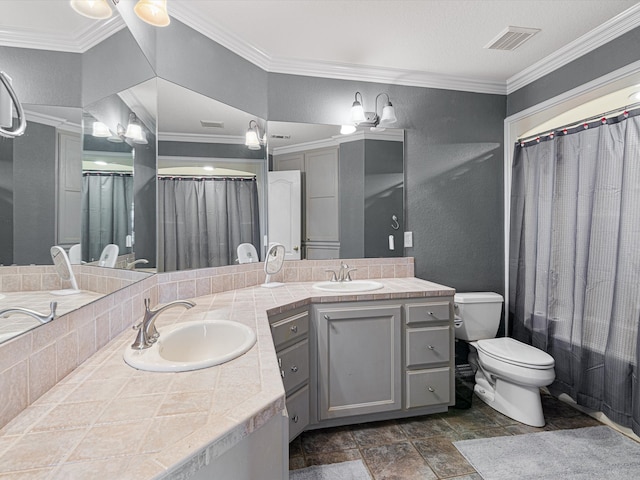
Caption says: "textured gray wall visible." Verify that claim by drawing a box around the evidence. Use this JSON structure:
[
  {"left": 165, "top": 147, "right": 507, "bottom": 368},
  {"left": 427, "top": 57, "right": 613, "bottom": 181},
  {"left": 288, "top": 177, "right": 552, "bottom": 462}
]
[
  {"left": 0, "top": 138, "right": 13, "bottom": 265},
  {"left": 0, "top": 46, "right": 81, "bottom": 107},
  {"left": 507, "top": 26, "right": 640, "bottom": 116},
  {"left": 82, "top": 28, "right": 155, "bottom": 106},
  {"left": 339, "top": 140, "right": 365, "bottom": 258},
  {"left": 12, "top": 122, "right": 57, "bottom": 265},
  {"left": 268, "top": 74, "right": 506, "bottom": 293},
  {"left": 364, "top": 139, "right": 403, "bottom": 258},
  {"left": 159, "top": 141, "right": 265, "bottom": 159},
  {"left": 133, "top": 135, "right": 157, "bottom": 268}
]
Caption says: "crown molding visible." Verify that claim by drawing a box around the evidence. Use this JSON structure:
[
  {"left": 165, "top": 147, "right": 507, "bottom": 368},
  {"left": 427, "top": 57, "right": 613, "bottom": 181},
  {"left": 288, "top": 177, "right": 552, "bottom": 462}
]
[
  {"left": 159, "top": 132, "right": 245, "bottom": 144},
  {"left": 506, "top": 3, "right": 640, "bottom": 94},
  {"left": 272, "top": 128, "right": 404, "bottom": 155},
  {"left": 0, "top": 17, "right": 125, "bottom": 53},
  {"left": 169, "top": 3, "right": 506, "bottom": 95},
  {"left": 25, "top": 109, "right": 81, "bottom": 133}
]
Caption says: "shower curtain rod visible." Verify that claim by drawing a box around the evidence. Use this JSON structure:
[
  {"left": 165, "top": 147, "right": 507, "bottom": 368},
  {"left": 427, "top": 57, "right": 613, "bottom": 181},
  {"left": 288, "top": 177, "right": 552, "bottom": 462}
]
[
  {"left": 158, "top": 175, "right": 256, "bottom": 181},
  {"left": 517, "top": 101, "right": 640, "bottom": 144}
]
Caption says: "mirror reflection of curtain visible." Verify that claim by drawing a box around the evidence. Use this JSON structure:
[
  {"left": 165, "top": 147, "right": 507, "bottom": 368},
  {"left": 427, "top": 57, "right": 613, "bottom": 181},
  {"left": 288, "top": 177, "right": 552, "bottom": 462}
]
[
  {"left": 81, "top": 173, "right": 133, "bottom": 262},
  {"left": 509, "top": 111, "right": 640, "bottom": 436},
  {"left": 158, "top": 177, "right": 260, "bottom": 271}
]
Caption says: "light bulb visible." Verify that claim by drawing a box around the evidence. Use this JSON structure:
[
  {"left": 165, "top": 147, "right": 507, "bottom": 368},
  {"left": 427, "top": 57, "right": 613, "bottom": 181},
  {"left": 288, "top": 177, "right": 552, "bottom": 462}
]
[
  {"left": 70, "top": 0, "right": 113, "bottom": 20},
  {"left": 134, "top": 0, "right": 171, "bottom": 27}
]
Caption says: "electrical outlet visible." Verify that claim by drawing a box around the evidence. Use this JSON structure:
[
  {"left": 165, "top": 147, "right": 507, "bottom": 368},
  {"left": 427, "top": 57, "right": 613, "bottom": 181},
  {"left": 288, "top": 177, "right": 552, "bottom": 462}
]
[{"left": 404, "top": 231, "right": 413, "bottom": 248}]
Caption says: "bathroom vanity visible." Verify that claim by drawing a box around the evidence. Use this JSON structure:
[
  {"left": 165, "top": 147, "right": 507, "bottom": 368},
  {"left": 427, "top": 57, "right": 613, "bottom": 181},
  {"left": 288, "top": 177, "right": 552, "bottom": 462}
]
[
  {"left": 0, "top": 261, "right": 454, "bottom": 480},
  {"left": 271, "top": 297, "right": 454, "bottom": 440}
]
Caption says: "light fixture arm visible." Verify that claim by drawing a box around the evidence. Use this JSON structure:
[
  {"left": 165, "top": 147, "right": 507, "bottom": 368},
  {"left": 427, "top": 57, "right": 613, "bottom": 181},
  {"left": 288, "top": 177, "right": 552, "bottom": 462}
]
[
  {"left": 375, "top": 93, "right": 392, "bottom": 114},
  {"left": 0, "top": 71, "right": 27, "bottom": 138}
]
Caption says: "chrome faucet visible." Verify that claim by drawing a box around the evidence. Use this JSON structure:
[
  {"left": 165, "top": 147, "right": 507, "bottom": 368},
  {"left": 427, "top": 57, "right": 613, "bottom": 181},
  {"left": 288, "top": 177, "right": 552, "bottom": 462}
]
[
  {"left": 325, "top": 262, "right": 358, "bottom": 282},
  {"left": 0, "top": 302, "right": 57, "bottom": 324},
  {"left": 130, "top": 298, "right": 195, "bottom": 350},
  {"left": 126, "top": 259, "right": 149, "bottom": 270}
]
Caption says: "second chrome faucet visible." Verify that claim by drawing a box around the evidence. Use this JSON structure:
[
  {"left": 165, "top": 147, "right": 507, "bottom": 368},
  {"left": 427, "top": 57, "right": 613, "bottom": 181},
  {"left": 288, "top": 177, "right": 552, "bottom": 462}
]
[{"left": 131, "top": 298, "right": 195, "bottom": 350}]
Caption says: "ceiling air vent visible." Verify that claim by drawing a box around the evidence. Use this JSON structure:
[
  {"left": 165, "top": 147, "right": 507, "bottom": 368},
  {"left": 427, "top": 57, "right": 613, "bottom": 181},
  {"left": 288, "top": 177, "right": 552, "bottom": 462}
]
[
  {"left": 484, "top": 26, "right": 540, "bottom": 51},
  {"left": 200, "top": 120, "right": 224, "bottom": 128}
]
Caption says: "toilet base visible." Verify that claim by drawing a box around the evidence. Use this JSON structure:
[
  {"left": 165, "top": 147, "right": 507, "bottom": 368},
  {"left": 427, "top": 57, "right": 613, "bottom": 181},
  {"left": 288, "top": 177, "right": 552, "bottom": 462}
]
[{"left": 474, "top": 374, "right": 546, "bottom": 427}]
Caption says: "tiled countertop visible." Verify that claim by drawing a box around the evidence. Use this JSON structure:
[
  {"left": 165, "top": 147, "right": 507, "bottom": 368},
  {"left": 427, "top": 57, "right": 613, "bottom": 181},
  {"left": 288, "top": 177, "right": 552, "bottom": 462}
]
[{"left": 0, "top": 277, "right": 454, "bottom": 479}]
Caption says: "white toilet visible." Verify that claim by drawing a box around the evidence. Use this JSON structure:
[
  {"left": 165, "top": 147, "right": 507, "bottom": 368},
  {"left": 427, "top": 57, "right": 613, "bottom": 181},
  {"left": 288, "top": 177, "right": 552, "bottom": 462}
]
[{"left": 454, "top": 292, "right": 555, "bottom": 427}]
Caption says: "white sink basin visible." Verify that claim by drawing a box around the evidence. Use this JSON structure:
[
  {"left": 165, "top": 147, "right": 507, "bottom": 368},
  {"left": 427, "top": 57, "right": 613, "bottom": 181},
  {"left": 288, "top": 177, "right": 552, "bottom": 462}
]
[
  {"left": 123, "top": 320, "right": 256, "bottom": 372},
  {"left": 313, "top": 280, "right": 384, "bottom": 293}
]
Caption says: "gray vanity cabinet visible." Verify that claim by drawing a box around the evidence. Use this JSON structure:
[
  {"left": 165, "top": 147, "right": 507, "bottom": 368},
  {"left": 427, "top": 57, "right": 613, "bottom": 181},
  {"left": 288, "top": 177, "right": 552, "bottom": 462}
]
[
  {"left": 315, "top": 303, "right": 403, "bottom": 420},
  {"left": 404, "top": 301, "right": 454, "bottom": 409},
  {"left": 270, "top": 308, "right": 310, "bottom": 441}
]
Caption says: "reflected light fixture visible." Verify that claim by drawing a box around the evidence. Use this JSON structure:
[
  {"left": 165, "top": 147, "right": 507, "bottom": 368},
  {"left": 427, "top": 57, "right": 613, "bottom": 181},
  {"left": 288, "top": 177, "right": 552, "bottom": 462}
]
[
  {"left": 628, "top": 90, "right": 640, "bottom": 102},
  {"left": 134, "top": 130, "right": 148, "bottom": 145},
  {"left": 349, "top": 91, "right": 397, "bottom": 132},
  {"left": 70, "top": 0, "right": 113, "bottom": 19},
  {"left": 340, "top": 125, "right": 356, "bottom": 135},
  {"left": 92, "top": 121, "right": 111, "bottom": 137},
  {"left": 94, "top": 160, "right": 108, "bottom": 166},
  {"left": 134, "top": 0, "right": 171, "bottom": 27},
  {"left": 125, "top": 113, "right": 144, "bottom": 142},
  {"left": 203, "top": 166, "right": 214, "bottom": 171},
  {"left": 245, "top": 120, "right": 263, "bottom": 150},
  {"left": 70, "top": 0, "right": 170, "bottom": 27}
]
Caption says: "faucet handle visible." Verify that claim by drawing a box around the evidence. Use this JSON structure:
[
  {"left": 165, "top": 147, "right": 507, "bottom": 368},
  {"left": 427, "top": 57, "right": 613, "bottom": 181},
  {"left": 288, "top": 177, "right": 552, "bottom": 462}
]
[
  {"left": 324, "top": 269, "right": 338, "bottom": 282},
  {"left": 345, "top": 268, "right": 357, "bottom": 282}
]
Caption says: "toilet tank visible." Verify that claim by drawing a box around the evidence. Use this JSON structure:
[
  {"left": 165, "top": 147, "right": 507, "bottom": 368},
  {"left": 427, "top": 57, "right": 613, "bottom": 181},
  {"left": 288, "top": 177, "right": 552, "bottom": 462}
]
[{"left": 454, "top": 292, "right": 504, "bottom": 341}]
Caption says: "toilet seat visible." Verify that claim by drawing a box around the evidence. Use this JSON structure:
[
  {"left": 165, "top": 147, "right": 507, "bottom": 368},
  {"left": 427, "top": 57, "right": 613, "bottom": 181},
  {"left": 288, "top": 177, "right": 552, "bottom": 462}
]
[{"left": 474, "top": 337, "right": 554, "bottom": 370}]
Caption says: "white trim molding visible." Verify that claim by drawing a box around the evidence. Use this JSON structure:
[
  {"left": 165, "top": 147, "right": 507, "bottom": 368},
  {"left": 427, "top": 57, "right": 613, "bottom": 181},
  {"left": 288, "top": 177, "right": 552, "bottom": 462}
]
[{"left": 506, "top": 3, "right": 640, "bottom": 94}]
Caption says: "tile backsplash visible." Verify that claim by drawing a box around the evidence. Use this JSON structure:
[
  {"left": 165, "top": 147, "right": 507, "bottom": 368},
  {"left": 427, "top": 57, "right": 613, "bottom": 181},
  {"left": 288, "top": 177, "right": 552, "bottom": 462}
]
[{"left": 0, "top": 257, "right": 413, "bottom": 428}]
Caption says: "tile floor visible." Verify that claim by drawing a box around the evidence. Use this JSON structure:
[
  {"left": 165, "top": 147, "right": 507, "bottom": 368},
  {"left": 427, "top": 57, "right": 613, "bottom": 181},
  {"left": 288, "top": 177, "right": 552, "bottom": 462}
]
[{"left": 289, "top": 392, "right": 602, "bottom": 479}]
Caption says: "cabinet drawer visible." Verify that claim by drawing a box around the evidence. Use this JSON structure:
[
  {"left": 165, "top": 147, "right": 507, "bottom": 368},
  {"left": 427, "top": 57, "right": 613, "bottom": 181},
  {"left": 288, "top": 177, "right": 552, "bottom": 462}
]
[
  {"left": 278, "top": 339, "right": 309, "bottom": 394},
  {"left": 405, "top": 367, "right": 450, "bottom": 409},
  {"left": 406, "top": 326, "right": 450, "bottom": 367},
  {"left": 405, "top": 301, "right": 451, "bottom": 325},
  {"left": 286, "top": 385, "right": 309, "bottom": 441},
  {"left": 271, "top": 311, "right": 309, "bottom": 349}
]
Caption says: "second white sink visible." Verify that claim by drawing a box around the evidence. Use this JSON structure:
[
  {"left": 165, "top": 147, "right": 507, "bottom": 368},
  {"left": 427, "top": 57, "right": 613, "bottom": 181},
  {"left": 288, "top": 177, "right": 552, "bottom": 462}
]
[
  {"left": 123, "top": 320, "right": 256, "bottom": 372},
  {"left": 313, "top": 280, "right": 384, "bottom": 293}
]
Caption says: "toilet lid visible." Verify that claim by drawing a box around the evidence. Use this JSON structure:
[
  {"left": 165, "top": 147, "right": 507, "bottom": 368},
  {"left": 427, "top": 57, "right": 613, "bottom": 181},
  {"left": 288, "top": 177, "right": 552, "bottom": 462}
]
[{"left": 475, "top": 337, "right": 555, "bottom": 369}]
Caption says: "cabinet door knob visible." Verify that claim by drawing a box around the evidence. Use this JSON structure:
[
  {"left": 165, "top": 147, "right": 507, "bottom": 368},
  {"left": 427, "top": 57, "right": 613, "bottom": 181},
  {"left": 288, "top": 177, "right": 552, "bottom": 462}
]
[
  {"left": 278, "top": 358, "right": 282, "bottom": 367},
  {"left": 292, "top": 415, "right": 299, "bottom": 423},
  {"left": 324, "top": 314, "right": 330, "bottom": 320},
  {"left": 281, "top": 370, "right": 285, "bottom": 378},
  {"left": 293, "top": 246, "right": 299, "bottom": 251},
  {"left": 290, "top": 325, "right": 298, "bottom": 333},
  {"left": 291, "top": 365, "right": 298, "bottom": 373},
  {"left": 427, "top": 386, "right": 435, "bottom": 392},
  {"left": 427, "top": 345, "right": 435, "bottom": 350}
]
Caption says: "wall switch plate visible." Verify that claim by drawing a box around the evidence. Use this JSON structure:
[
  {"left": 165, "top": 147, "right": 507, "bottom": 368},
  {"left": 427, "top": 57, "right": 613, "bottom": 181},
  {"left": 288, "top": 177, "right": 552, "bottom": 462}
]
[{"left": 404, "top": 231, "right": 413, "bottom": 248}]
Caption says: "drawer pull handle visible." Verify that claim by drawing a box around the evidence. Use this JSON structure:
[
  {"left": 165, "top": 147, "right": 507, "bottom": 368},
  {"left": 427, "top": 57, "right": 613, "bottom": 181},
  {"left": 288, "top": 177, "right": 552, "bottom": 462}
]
[
  {"left": 426, "top": 311, "right": 434, "bottom": 317},
  {"left": 427, "top": 386, "right": 435, "bottom": 392},
  {"left": 324, "top": 314, "right": 330, "bottom": 320},
  {"left": 281, "top": 370, "right": 285, "bottom": 378},
  {"left": 292, "top": 415, "right": 299, "bottom": 423},
  {"left": 427, "top": 345, "right": 435, "bottom": 350},
  {"left": 290, "top": 325, "right": 298, "bottom": 333},
  {"left": 291, "top": 365, "right": 298, "bottom": 373}
]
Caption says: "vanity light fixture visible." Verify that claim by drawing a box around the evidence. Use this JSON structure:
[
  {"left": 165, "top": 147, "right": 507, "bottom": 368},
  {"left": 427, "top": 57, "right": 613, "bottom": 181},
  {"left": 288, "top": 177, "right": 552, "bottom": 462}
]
[
  {"left": 349, "top": 91, "right": 397, "bottom": 131},
  {"left": 107, "top": 123, "right": 126, "bottom": 142},
  {"left": 70, "top": 0, "right": 171, "bottom": 27},
  {"left": 70, "top": 0, "right": 113, "bottom": 19},
  {"left": 340, "top": 125, "right": 357, "bottom": 135},
  {"left": 628, "top": 90, "right": 640, "bottom": 102},
  {"left": 125, "top": 113, "right": 144, "bottom": 142},
  {"left": 94, "top": 160, "right": 108, "bottom": 166},
  {"left": 134, "top": 130, "right": 148, "bottom": 145},
  {"left": 245, "top": 120, "right": 264, "bottom": 150},
  {"left": 92, "top": 121, "right": 111, "bottom": 137}
]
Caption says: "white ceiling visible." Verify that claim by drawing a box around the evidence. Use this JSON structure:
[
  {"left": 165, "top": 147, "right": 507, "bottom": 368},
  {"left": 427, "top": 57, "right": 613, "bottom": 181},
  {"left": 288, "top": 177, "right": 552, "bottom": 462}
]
[
  {"left": 1, "top": 1, "right": 639, "bottom": 94},
  {"left": 6, "top": 1, "right": 640, "bottom": 144}
]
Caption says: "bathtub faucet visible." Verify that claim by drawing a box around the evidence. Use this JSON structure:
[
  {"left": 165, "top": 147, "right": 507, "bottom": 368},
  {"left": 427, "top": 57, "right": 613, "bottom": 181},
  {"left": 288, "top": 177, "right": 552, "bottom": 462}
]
[{"left": 0, "top": 302, "right": 57, "bottom": 324}]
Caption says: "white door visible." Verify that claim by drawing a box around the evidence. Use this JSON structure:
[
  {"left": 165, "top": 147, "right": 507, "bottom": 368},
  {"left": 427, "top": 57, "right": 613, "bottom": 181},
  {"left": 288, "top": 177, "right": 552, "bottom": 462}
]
[{"left": 268, "top": 171, "right": 301, "bottom": 260}]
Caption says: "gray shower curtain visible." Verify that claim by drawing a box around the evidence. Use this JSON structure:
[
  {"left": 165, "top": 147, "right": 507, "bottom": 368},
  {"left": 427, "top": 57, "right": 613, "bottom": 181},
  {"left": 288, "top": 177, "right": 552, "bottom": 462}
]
[
  {"left": 158, "top": 176, "right": 260, "bottom": 271},
  {"left": 509, "top": 111, "right": 640, "bottom": 435},
  {"left": 81, "top": 173, "right": 133, "bottom": 262}
]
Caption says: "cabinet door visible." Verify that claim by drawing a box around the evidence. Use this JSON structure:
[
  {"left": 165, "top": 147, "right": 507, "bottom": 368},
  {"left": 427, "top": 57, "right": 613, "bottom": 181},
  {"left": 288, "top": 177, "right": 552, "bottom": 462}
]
[
  {"left": 316, "top": 304, "right": 402, "bottom": 420},
  {"left": 305, "top": 148, "right": 339, "bottom": 242}
]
